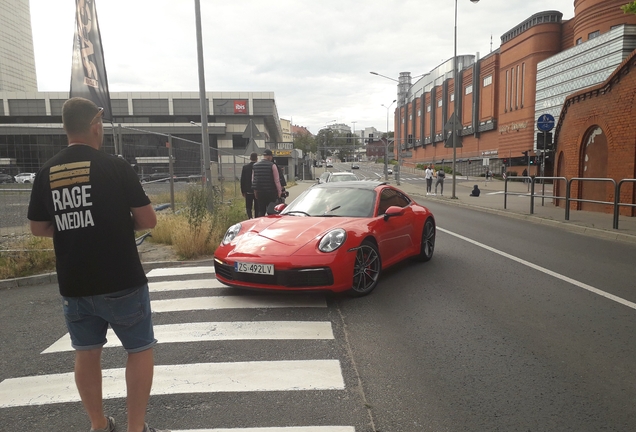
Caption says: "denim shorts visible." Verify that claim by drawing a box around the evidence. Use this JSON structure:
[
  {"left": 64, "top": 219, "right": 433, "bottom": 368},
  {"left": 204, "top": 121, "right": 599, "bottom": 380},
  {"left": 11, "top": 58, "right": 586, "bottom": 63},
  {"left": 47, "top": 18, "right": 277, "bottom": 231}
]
[{"left": 62, "top": 284, "right": 157, "bottom": 353}]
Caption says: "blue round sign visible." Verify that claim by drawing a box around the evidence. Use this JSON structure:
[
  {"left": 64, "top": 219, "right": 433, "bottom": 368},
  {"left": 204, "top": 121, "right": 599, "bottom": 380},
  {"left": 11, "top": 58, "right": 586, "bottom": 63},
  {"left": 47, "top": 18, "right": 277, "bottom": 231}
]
[{"left": 537, "top": 114, "right": 555, "bottom": 132}]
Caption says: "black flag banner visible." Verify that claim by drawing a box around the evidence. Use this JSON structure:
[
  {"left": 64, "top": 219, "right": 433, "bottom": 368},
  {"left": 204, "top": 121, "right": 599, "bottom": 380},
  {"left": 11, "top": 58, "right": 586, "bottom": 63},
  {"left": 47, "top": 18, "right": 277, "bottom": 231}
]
[{"left": 69, "top": 0, "right": 112, "bottom": 121}]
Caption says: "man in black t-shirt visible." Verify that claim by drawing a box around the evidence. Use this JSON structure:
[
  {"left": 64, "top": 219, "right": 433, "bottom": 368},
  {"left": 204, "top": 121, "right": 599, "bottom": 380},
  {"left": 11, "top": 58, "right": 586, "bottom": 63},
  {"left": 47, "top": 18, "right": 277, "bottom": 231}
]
[{"left": 28, "top": 98, "right": 168, "bottom": 432}]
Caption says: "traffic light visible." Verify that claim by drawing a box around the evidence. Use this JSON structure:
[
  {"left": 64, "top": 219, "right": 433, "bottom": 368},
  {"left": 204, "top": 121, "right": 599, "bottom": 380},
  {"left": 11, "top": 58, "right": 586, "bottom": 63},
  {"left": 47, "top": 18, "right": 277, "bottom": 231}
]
[
  {"left": 521, "top": 150, "right": 529, "bottom": 164},
  {"left": 530, "top": 156, "right": 535, "bottom": 165},
  {"left": 368, "top": 133, "right": 374, "bottom": 143},
  {"left": 502, "top": 158, "right": 508, "bottom": 165},
  {"left": 346, "top": 133, "right": 352, "bottom": 144}
]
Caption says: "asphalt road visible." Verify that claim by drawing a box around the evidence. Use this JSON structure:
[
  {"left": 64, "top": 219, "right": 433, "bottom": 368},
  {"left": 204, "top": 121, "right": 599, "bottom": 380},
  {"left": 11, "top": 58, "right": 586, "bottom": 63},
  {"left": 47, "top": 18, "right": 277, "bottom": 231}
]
[{"left": 1, "top": 179, "right": 636, "bottom": 431}]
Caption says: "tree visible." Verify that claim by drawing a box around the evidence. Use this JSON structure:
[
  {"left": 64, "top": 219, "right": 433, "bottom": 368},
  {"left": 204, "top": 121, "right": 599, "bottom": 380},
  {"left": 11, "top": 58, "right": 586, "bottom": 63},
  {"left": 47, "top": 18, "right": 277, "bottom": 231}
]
[
  {"left": 622, "top": 1, "right": 636, "bottom": 14},
  {"left": 293, "top": 132, "right": 316, "bottom": 155}
]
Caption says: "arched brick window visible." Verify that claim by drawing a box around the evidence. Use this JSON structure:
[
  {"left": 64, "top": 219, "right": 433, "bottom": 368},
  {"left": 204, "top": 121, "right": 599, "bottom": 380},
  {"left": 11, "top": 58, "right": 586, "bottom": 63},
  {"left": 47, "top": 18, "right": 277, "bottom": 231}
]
[{"left": 580, "top": 126, "right": 609, "bottom": 211}]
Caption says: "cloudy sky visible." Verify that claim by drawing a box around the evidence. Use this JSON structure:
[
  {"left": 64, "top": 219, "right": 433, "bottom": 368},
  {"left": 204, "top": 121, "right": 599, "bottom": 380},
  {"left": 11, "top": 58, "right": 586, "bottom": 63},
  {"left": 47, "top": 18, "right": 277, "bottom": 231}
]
[{"left": 29, "top": 0, "right": 574, "bottom": 135}]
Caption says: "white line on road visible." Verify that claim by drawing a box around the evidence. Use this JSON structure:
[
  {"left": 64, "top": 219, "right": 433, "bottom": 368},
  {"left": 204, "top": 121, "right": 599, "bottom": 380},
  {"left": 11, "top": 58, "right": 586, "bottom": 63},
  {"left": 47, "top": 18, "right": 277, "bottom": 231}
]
[
  {"left": 176, "top": 428, "right": 355, "bottom": 432},
  {"left": 0, "top": 360, "right": 345, "bottom": 408},
  {"left": 149, "top": 279, "right": 226, "bottom": 292},
  {"left": 438, "top": 227, "right": 636, "bottom": 310},
  {"left": 151, "top": 295, "right": 327, "bottom": 313},
  {"left": 147, "top": 266, "right": 215, "bottom": 278},
  {"left": 42, "top": 321, "right": 335, "bottom": 353}
]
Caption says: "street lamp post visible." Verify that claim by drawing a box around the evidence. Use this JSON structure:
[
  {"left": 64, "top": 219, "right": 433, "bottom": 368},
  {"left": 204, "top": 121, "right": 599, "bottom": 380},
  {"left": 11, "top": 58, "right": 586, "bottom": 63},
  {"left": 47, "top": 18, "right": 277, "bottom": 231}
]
[
  {"left": 452, "top": 0, "right": 480, "bottom": 199},
  {"left": 194, "top": 0, "right": 212, "bottom": 192},
  {"left": 381, "top": 100, "right": 396, "bottom": 181}
]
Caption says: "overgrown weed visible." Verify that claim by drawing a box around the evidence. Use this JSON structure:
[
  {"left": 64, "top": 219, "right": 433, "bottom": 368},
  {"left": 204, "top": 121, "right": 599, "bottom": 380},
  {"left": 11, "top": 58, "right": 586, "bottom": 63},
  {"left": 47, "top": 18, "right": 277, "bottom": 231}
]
[{"left": 0, "top": 236, "right": 56, "bottom": 279}]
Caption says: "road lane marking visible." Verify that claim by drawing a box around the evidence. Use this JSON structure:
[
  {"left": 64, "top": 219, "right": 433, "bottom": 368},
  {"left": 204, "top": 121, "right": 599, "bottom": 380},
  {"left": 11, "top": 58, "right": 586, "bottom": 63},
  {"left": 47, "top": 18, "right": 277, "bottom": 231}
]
[
  {"left": 149, "top": 279, "right": 226, "bottom": 292},
  {"left": 176, "top": 428, "right": 355, "bottom": 432},
  {"left": 151, "top": 295, "right": 327, "bottom": 312},
  {"left": 147, "top": 266, "right": 215, "bottom": 278},
  {"left": 0, "top": 360, "right": 345, "bottom": 408},
  {"left": 438, "top": 227, "right": 636, "bottom": 310},
  {"left": 42, "top": 321, "right": 335, "bottom": 353}
]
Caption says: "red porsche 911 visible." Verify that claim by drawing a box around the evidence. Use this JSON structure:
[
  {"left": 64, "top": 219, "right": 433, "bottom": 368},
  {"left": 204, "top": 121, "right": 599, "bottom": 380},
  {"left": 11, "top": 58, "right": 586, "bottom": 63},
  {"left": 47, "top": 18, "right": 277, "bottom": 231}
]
[{"left": 214, "top": 181, "right": 435, "bottom": 296}]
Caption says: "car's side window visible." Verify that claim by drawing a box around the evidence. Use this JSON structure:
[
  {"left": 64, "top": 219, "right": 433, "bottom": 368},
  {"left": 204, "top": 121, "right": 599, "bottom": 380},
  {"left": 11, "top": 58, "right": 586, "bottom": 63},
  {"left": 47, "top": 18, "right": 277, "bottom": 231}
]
[{"left": 377, "top": 189, "right": 411, "bottom": 215}]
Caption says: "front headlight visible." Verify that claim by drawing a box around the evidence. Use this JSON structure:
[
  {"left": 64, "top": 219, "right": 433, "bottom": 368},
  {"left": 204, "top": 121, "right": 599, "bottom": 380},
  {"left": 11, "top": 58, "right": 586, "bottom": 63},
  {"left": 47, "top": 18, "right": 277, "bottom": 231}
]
[
  {"left": 222, "top": 223, "right": 242, "bottom": 245},
  {"left": 319, "top": 229, "right": 347, "bottom": 252}
]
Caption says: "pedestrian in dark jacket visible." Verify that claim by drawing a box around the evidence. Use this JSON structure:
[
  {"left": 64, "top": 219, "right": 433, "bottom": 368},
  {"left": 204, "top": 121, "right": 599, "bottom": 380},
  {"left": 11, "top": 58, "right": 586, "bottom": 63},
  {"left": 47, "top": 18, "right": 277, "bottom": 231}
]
[
  {"left": 252, "top": 149, "right": 282, "bottom": 217},
  {"left": 240, "top": 152, "right": 258, "bottom": 218}
]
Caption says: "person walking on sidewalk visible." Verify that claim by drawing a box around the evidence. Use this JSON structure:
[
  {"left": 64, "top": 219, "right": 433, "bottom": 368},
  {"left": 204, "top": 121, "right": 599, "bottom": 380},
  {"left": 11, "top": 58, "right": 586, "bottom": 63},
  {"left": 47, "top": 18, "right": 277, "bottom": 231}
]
[
  {"left": 240, "top": 152, "right": 258, "bottom": 218},
  {"left": 252, "top": 148, "right": 282, "bottom": 217},
  {"left": 435, "top": 167, "right": 446, "bottom": 196},
  {"left": 425, "top": 164, "right": 434, "bottom": 195},
  {"left": 27, "top": 97, "right": 169, "bottom": 432}
]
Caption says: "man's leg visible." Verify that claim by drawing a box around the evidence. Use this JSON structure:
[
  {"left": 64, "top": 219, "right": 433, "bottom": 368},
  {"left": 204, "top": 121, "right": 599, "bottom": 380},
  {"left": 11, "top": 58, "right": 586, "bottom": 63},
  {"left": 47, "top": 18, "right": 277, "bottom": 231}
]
[
  {"left": 75, "top": 348, "right": 109, "bottom": 430},
  {"left": 126, "top": 348, "right": 154, "bottom": 432},
  {"left": 245, "top": 193, "right": 254, "bottom": 219}
]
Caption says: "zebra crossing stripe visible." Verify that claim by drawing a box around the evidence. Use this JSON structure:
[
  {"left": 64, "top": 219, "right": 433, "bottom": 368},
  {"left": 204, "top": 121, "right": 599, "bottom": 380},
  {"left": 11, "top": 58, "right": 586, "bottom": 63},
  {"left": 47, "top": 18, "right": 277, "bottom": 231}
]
[
  {"left": 149, "top": 279, "right": 226, "bottom": 292},
  {"left": 0, "top": 360, "right": 345, "bottom": 408},
  {"left": 42, "top": 321, "right": 335, "bottom": 353},
  {"left": 151, "top": 295, "right": 327, "bottom": 313},
  {"left": 175, "top": 427, "right": 355, "bottom": 432},
  {"left": 147, "top": 266, "right": 215, "bottom": 278}
]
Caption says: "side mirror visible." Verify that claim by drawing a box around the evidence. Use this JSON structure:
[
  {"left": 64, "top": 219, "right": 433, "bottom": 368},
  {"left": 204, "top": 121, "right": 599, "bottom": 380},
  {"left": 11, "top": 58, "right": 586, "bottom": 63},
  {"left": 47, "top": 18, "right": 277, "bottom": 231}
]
[
  {"left": 274, "top": 203, "right": 287, "bottom": 213},
  {"left": 383, "top": 205, "right": 405, "bottom": 221}
]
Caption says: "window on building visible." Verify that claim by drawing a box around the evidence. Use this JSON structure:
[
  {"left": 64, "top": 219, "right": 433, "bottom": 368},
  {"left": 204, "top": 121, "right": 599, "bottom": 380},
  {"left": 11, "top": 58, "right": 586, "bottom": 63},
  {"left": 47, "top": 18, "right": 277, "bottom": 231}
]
[
  {"left": 516, "top": 65, "right": 520, "bottom": 109},
  {"left": 504, "top": 70, "right": 509, "bottom": 111},
  {"left": 588, "top": 30, "right": 600, "bottom": 40},
  {"left": 465, "top": 85, "right": 473, "bottom": 95},
  {"left": 521, "top": 63, "right": 526, "bottom": 107},
  {"left": 450, "top": 93, "right": 454, "bottom": 102},
  {"left": 576, "top": 37, "right": 583, "bottom": 45},
  {"left": 427, "top": 105, "right": 431, "bottom": 112},
  {"left": 483, "top": 75, "right": 492, "bottom": 87},
  {"left": 437, "top": 99, "right": 443, "bottom": 107},
  {"left": 232, "top": 134, "right": 248, "bottom": 150},
  {"left": 418, "top": 109, "right": 421, "bottom": 116}
]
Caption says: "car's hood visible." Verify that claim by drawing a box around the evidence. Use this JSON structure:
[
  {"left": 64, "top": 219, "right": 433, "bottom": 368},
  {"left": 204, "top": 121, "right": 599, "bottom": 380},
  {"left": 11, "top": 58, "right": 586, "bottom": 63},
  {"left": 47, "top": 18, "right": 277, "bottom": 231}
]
[{"left": 228, "top": 216, "right": 359, "bottom": 257}]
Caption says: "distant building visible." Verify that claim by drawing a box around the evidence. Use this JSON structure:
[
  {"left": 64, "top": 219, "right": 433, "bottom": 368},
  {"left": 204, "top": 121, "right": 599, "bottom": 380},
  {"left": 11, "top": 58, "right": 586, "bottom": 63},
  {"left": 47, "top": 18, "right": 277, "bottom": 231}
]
[
  {"left": 392, "top": 0, "right": 636, "bottom": 198},
  {"left": 0, "top": 0, "right": 37, "bottom": 92}
]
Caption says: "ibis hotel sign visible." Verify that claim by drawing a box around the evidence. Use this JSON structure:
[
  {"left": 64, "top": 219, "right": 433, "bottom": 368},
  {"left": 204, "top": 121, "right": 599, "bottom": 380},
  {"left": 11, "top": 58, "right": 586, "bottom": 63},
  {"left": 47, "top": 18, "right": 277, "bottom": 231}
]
[{"left": 234, "top": 100, "right": 247, "bottom": 114}]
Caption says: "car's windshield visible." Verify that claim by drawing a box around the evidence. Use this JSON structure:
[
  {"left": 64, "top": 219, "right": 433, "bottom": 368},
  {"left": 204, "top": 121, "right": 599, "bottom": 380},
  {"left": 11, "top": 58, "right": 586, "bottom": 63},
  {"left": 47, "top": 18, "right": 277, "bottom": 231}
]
[
  {"left": 282, "top": 187, "right": 375, "bottom": 217},
  {"left": 329, "top": 174, "right": 357, "bottom": 182}
]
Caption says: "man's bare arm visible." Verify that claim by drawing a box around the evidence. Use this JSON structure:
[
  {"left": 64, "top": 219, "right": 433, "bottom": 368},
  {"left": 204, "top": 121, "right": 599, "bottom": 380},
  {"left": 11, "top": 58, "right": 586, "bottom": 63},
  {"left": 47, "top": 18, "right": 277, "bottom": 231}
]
[
  {"left": 29, "top": 220, "right": 54, "bottom": 238},
  {"left": 131, "top": 204, "right": 157, "bottom": 231}
]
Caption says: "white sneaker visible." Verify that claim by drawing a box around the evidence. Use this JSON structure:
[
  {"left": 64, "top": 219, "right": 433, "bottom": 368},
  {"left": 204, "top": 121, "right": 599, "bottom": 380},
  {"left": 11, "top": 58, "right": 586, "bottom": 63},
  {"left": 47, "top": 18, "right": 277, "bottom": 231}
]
[
  {"left": 432, "top": 193, "right": 436, "bottom": 196},
  {"left": 426, "top": 192, "right": 430, "bottom": 195}
]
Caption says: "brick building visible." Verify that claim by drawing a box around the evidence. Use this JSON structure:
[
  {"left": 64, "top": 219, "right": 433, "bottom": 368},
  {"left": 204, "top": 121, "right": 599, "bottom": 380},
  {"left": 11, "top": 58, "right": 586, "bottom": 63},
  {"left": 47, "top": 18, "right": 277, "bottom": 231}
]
[
  {"left": 554, "top": 49, "right": 636, "bottom": 215},
  {"left": 393, "top": 0, "right": 636, "bottom": 188}
]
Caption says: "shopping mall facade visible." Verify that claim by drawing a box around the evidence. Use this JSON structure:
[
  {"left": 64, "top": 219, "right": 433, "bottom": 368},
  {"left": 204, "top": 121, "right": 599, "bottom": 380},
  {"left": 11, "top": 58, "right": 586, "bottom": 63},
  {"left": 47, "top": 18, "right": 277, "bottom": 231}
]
[
  {"left": 392, "top": 0, "right": 636, "bottom": 195},
  {"left": 0, "top": 91, "right": 294, "bottom": 181}
]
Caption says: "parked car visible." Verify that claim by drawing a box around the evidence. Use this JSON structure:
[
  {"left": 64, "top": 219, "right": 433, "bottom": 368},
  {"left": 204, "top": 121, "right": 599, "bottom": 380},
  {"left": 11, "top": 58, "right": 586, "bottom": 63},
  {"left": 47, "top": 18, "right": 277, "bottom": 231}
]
[
  {"left": 316, "top": 172, "right": 358, "bottom": 184},
  {"left": 351, "top": 164, "right": 360, "bottom": 169},
  {"left": 14, "top": 172, "right": 36, "bottom": 184},
  {"left": 214, "top": 181, "right": 436, "bottom": 296},
  {"left": 0, "top": 173, "right": 15, "bottom": 183}
]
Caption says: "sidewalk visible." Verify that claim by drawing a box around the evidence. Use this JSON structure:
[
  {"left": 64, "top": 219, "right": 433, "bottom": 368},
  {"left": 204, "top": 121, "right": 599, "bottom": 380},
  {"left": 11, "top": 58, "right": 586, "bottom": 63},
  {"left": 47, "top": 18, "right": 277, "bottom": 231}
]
[{"left": 288, "top": 177, "right": 636, "bottom": 244}]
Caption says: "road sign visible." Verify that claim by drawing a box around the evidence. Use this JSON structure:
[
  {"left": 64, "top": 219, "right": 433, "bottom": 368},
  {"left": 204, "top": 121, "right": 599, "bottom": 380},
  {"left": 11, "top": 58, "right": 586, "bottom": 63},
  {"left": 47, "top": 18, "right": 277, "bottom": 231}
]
[
  {"left": 444, "top": 112, "right": 460, "bottom": 132},
  {"left": 537, "top": 114, "right": 555, "bottom": 132}
]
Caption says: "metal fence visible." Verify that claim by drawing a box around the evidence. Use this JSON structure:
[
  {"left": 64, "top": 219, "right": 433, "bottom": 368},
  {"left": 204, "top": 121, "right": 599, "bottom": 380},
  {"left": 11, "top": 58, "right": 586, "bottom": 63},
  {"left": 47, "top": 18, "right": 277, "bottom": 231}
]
[{"left": 504, "top": 176, "right": 636, "bottom": 229}]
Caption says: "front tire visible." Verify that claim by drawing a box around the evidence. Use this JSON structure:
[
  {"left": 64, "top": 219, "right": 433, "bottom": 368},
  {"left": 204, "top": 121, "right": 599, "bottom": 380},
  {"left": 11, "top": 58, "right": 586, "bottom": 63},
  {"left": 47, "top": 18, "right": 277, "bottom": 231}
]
[
  {"left": 349, "top": 240, "right": 381, "bottom": 296},
  {"left": 416, "top": 217, "right": 435, "bottom": 262}
]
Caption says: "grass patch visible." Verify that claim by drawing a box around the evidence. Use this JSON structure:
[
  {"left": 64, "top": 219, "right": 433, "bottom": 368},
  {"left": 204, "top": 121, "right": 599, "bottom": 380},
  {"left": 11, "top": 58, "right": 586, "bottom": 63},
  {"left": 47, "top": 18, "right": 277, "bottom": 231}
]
[
  {"left": 0, "top": 236, "right": 56, "bottom": 280},
  {"left": 148, "top": 183, "right": 245, "bottom": 259},
  {"left": 0, "top": 182, "right": 249, "bottom": 279}
]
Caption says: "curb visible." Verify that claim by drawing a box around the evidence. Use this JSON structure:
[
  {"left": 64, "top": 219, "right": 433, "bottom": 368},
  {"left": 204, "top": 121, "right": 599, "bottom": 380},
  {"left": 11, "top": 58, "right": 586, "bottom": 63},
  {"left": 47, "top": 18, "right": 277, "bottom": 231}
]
[{"left": 0, "top": 258, "right": 216, "bottom": 291}]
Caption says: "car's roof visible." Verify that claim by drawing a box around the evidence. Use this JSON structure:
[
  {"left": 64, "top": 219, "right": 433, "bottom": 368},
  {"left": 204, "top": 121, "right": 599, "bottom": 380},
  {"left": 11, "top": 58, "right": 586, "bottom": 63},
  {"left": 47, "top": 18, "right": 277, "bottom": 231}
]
[
  {"left": 315, "top": 180, "right": 387, "bottom": 190},
  {"left": 330, "top": 172, "right": 356, "bottom": 176}
]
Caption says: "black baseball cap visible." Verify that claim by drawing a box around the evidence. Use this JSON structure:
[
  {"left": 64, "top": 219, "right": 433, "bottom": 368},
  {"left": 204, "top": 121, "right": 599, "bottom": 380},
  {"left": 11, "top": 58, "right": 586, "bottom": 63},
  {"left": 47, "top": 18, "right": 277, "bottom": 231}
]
[{"left": 263, "top": 149, "right": 273, "bottom": 156}]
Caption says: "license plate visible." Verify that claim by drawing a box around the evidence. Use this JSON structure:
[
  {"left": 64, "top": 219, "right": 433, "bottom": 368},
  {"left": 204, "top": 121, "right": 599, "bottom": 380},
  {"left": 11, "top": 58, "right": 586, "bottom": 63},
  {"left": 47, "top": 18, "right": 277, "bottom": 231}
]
[{"left": 234, "top": 262, "right": 274, "bottom": 275}]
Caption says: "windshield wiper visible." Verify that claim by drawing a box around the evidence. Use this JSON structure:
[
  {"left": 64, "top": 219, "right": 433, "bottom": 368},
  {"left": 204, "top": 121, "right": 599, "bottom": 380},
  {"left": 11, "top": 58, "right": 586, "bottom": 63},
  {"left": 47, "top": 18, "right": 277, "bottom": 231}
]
[{"left": 321, "top": 206, "right": 341, "bottom": 216}]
